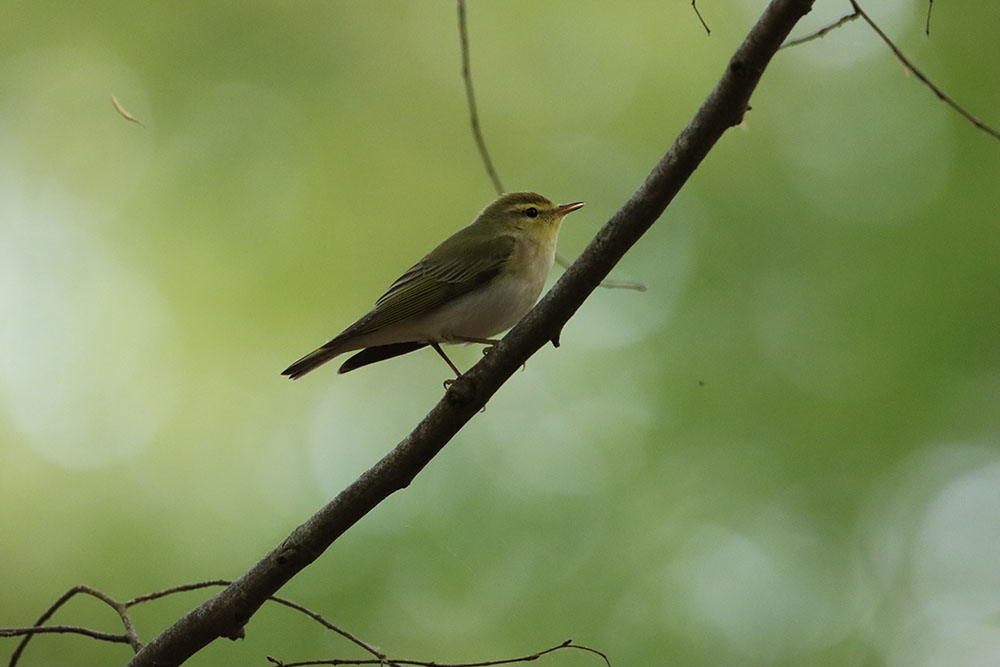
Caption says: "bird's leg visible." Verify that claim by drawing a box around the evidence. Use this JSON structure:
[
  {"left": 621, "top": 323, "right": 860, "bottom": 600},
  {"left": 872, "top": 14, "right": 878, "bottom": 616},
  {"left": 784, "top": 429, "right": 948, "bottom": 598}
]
[{"left": 431, "top": 343, "right": 463, "bottom": 387}]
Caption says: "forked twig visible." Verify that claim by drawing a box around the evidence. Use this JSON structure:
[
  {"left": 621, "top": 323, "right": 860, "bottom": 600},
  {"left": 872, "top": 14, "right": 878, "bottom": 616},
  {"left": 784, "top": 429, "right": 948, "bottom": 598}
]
[{"left": 8, "top": 585, "right": 142, "bottom": 667}]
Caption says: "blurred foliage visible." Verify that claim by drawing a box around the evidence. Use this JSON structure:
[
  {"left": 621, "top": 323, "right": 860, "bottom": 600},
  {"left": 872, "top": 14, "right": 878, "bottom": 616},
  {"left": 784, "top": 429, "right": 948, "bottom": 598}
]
[{"left": 1, "top": 1, "right": 998, "bottom": 666}]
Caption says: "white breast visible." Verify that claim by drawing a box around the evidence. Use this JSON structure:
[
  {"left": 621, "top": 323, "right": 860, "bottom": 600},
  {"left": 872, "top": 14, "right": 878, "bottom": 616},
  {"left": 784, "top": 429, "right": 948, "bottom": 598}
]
[{"left": 435, "top": 272, "right": 545, "bottom": 341}]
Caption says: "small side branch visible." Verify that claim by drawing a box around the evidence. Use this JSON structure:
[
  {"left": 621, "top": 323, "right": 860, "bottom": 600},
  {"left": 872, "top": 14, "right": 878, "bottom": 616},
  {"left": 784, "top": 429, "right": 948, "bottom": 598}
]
[
  {"left": 780, "top": 10, "right": 859, "bottom": 48},
  {"left": 126, "top": 579, "right": 232, "bottom": 605}
]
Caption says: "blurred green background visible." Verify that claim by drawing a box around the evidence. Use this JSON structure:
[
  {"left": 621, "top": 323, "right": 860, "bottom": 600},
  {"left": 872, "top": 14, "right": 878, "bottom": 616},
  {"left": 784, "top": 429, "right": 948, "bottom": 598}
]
[{"left": 2, "top": 0, "right": 998, "bottom": 665}]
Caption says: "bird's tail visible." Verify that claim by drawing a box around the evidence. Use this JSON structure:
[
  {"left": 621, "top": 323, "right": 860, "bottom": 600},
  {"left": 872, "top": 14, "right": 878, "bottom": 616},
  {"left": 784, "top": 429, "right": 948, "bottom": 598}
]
[{"left": 281, "top": 343, "right": 343, "bottom": 380}]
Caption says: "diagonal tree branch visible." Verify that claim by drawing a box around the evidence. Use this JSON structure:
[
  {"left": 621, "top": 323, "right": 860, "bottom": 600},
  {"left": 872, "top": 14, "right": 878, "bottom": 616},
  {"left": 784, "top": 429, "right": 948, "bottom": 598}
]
[{"left": 126, "top": 1, "right": 815, "bottom": 665}]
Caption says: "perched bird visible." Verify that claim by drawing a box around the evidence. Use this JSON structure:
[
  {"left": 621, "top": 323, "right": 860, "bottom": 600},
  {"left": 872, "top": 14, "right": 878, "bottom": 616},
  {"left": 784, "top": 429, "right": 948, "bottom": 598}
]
[{"left": 282, "top": 192, "right": 584, "bottom": 380}]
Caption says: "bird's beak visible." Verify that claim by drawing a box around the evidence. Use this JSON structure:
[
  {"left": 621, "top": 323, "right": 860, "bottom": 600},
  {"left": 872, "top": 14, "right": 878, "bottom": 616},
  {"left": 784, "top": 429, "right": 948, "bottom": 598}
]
[{"left": 556, "top": 201, "right": 585, "bottom": 217}]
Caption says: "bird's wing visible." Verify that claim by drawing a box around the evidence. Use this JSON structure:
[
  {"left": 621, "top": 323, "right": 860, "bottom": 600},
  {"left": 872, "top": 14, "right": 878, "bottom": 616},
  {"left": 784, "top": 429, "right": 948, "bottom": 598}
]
[{"left": 343, "top": 232, "right": 517, "bottom": 338}]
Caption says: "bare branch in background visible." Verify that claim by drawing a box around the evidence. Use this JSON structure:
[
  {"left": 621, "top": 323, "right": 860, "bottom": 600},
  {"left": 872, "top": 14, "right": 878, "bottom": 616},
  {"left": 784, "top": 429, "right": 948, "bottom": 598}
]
[
  {"left": 780, "top": 1, "right": 998, "bottom": 140},
  {"left": 266, "top": 638, "right": 611, "bottom": 667},
  {"left": 457, "top": 0, "right": 504, "bottom": 195},
  {"left": 925, "top": 0, "right": 934, "bottom": 36},
  {"left": 848, "top": 0, "right": 1000, "bottom": 140}
]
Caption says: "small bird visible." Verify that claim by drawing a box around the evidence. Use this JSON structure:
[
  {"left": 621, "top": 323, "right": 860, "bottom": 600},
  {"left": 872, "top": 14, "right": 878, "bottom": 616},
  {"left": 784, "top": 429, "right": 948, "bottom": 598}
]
[{"left": 282, "top": 192, "right": 584, "bottom": 380}]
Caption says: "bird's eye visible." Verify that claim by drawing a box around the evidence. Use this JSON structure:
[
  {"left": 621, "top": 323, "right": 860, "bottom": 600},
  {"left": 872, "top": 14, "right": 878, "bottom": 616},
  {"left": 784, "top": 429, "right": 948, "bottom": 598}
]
[{"left": 524, "top": 207, "right": 539, "bottom": 218}]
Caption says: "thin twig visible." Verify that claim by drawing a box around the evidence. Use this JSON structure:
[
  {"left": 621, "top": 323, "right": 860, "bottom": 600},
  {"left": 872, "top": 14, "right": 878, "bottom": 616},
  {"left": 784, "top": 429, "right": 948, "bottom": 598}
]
[
  {"left": 266, "top": 595, "right": 395, "bottom": 664},
  {"left": 691, "top": 0, "right": 711, "bottom": 35},
  {"left": 127, "top": 579, "right": 232, "bottom": 605},
  {"left": 266, "top": 638, "right": 611, "bottom": 667},
  {"left": 0, "top": 625, "right": 130, "bottom": 643},
  {"left": 457, "top": 0, "right": 504, "bottom": 195},
  {"left": 554, "top": 252, "right": 646, "bottom": 291},
  {"left": 585, "top": 276, "right": 648, "bottom": 291},
  {"left": 849, "top": 0, "right": 1000, "bottom": 141},
  {"left": 780, "top": 10, "right": 859, "bottom": 48},
  {"left": 925, "top": 0, "right": 933, "bottom": 36}
]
